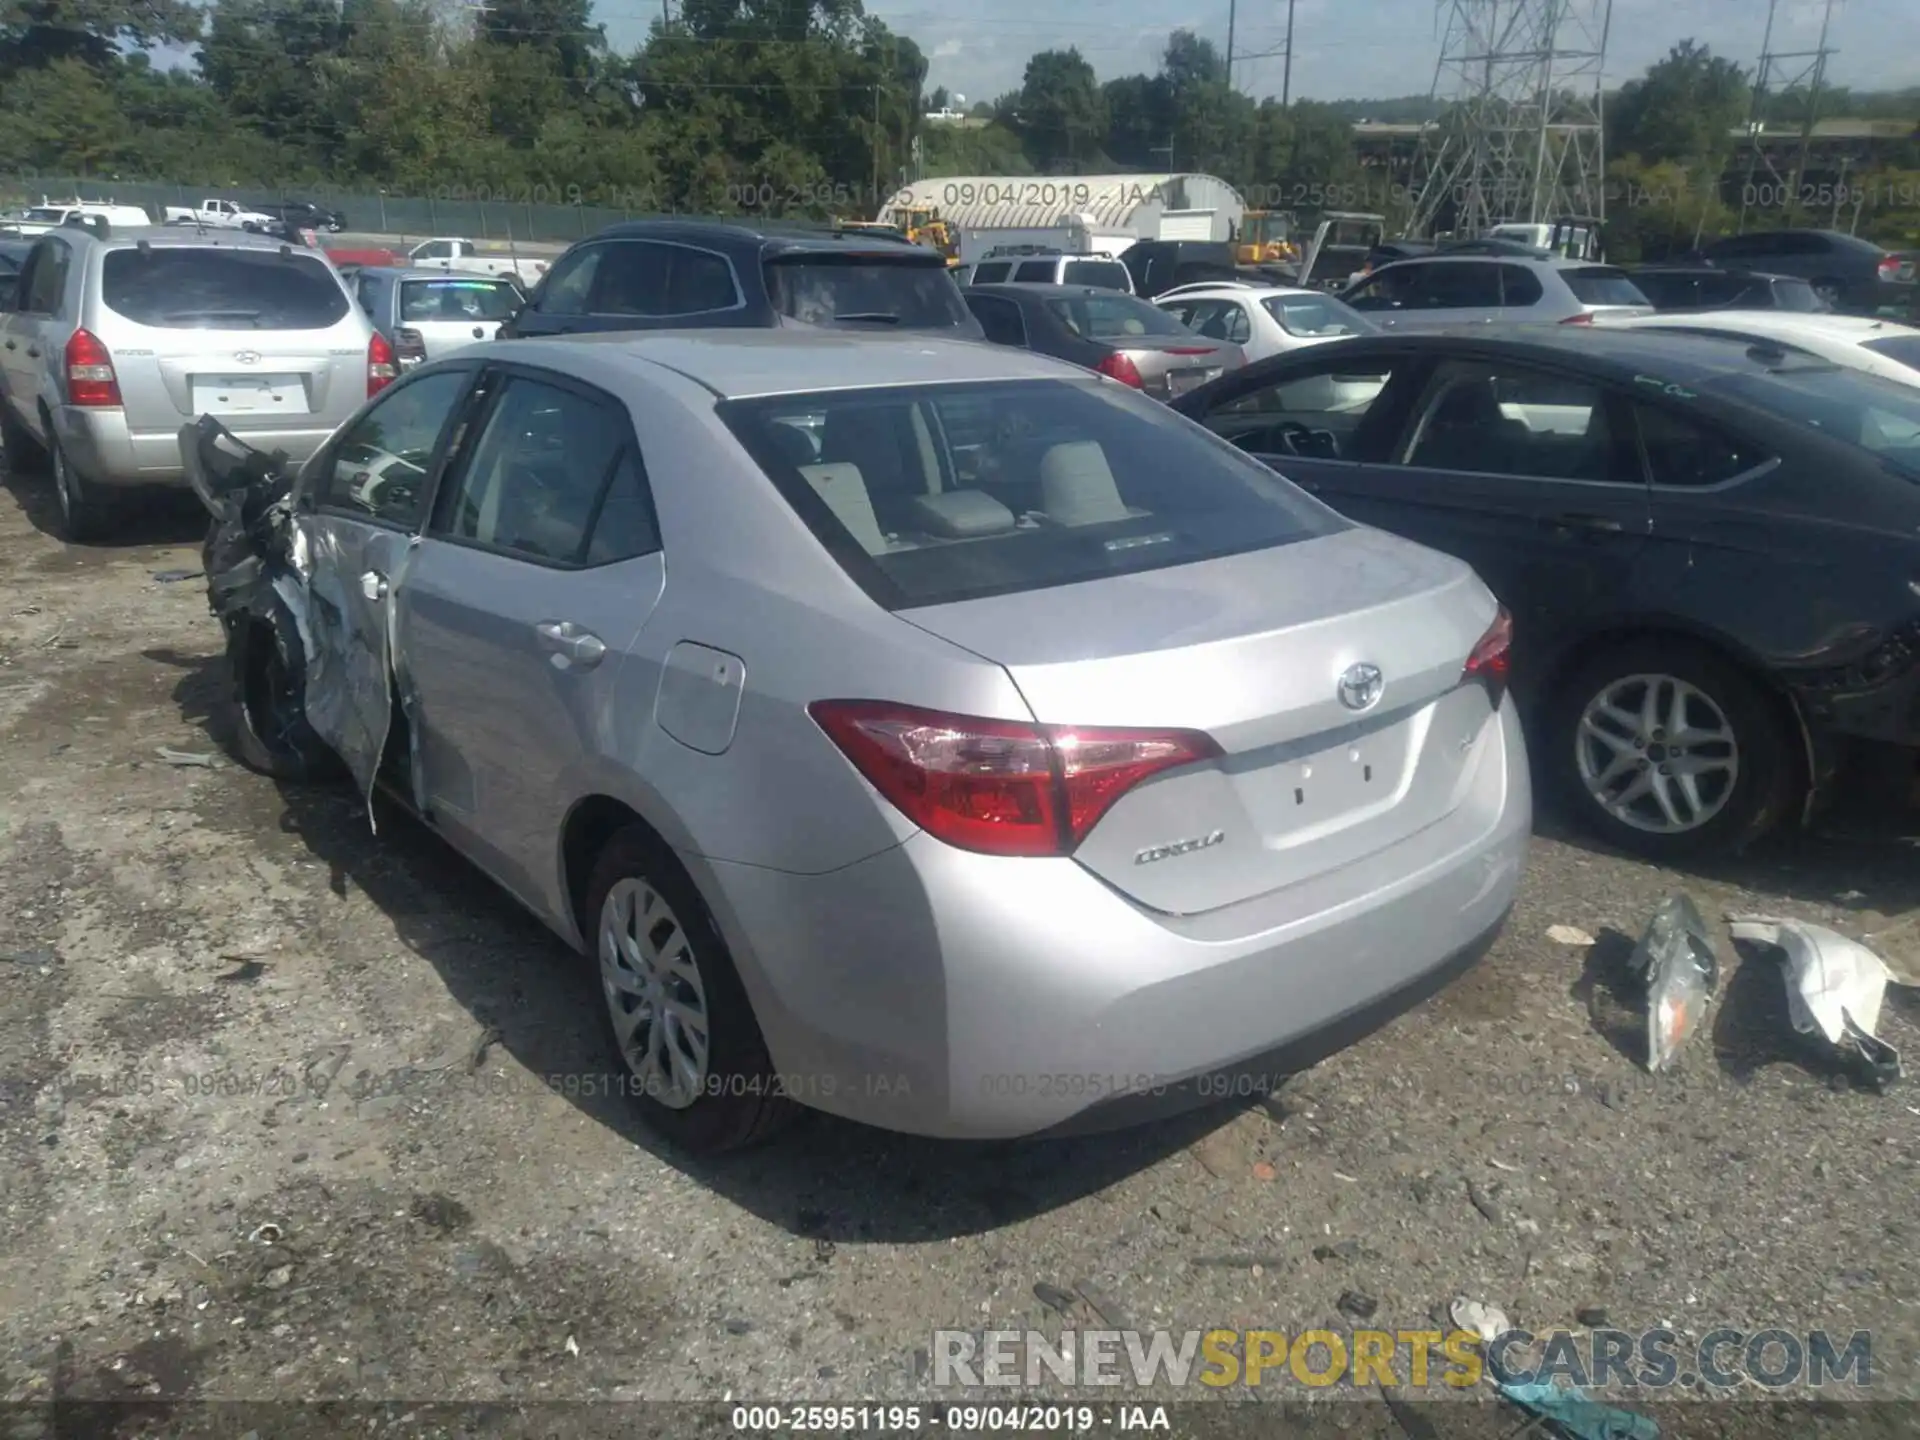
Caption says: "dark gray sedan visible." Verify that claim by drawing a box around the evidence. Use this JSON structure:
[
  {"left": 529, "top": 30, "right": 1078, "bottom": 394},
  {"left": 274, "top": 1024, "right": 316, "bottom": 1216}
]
[{"left": 963, "top": 284, "right": 1244, "bottom": 400}]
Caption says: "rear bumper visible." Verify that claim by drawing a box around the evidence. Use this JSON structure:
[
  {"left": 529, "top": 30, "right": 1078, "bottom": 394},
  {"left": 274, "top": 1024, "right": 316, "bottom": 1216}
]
[
  {"left": 696, "top": 696, "right": 1532, "bottom": 1139},
  {"left": 53, "top": 406, "right": 336, "bottom": 489}
]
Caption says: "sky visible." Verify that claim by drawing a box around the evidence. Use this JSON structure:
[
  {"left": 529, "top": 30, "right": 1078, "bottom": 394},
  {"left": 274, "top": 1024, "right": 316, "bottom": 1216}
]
[{"left": 586, "top": 0, "right": 1917, "bottom": 105}]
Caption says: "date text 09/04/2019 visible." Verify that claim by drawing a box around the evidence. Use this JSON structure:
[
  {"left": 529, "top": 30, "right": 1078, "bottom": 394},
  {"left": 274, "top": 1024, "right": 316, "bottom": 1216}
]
[{"left": 731, "top": 1405, "right": 1167, "bottom": 1432}]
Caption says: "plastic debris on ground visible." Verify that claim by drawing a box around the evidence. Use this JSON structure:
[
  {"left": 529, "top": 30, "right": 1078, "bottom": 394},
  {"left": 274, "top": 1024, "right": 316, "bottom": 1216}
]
[
  {"left": 1448, "top": 1295, "right": 1509, "bottom": 1346},
  {"left": 1728, "top": 915, "right": 1905, "bottom": 1089},
  {"left": 1548, "top": 924, "right": 1597, "bottom": 946},
  {"left": 1497, "top": 1379, "right": 1660, "bottom": 1440},
  {"left": 1626, "top": 893, "right": 1719, "bottom": 1073}
]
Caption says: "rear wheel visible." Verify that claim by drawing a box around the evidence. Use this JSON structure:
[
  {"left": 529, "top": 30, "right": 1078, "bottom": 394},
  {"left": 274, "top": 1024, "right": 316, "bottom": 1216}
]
[
  {"left": 585, "top": 827, "right": 795, "bottom": 1154},
  {"left": 50, "top": 433, "right": 109, "bottom": 543},
  {"left": 1549, "top": 639, "right": 1800, "bottom": 860}
]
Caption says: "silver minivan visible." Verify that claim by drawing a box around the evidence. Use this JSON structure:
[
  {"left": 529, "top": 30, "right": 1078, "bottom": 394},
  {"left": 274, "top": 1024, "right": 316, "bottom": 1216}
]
[{"left": 0, "top": 227, "right": 386, "bottom": 540}]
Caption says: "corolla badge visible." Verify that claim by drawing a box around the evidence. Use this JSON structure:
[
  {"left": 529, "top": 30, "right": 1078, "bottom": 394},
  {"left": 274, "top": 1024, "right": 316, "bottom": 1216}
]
[
  {"left": 1338, "top": 662, "right": 1385, "bottom": 712},
  {"left": 1134, "top": 830, "right": 1226, "bottom": 865}
]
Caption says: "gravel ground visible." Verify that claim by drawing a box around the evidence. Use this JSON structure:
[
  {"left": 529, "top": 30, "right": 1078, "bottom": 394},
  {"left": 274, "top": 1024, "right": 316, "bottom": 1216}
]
[{"left": 0, "top": 462, "right": 1916, "bottom": 1439}]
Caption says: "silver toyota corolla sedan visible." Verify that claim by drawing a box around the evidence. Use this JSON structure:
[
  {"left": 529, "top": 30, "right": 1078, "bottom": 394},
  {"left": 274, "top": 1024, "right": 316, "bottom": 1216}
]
[{"left": 196, "top": 330, "right": 1531, "bottom": 1153}]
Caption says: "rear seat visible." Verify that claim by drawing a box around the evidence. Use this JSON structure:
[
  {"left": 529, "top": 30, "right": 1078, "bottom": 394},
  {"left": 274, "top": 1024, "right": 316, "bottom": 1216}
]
[
  {"left": 1039, "top": 441, "right": 1147, "bottom": 526},
  {"left": 800, "top": 463, "right": 889, "bottom": 554}
]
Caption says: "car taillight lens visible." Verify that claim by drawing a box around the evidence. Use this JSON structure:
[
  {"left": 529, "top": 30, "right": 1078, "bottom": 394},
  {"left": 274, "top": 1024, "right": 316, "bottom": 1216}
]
[
  {"left": 1559, "top": 312, "right": 1594, "bottom": 325},
  {"left": 368, "top": 330, "right": 397, "bottom": 395},
  {"left": 395, "top": 327, "right": 426, "bottom": 362},
  {"left": 1464, "top": 605, "right": 1513, "bottom": 705},
  {"left": 1095, "top": 351, "right": 1145, "bottom": 388},
  {"left": 1877, "top": 255, "right": 1898, "bottom": 278},
  {"left": 809, "top": 700, "right": 1221, "bottom": 857},
  {"left": 65, "top": 329, "right": 120, "bottom": 407}
]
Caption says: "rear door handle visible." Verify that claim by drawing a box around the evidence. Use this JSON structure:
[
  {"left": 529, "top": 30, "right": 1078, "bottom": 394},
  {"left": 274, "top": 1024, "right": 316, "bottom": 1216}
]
[
  {"left": 535, "top": 620, "right": 607, "bottom": 669},
  {"left": 1547, "top": 512, "right": 1624, "bottom": 533}
]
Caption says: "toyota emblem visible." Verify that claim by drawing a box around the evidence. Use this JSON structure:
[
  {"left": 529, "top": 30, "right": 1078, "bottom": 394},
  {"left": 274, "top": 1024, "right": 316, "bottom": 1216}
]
[
  {"left": 1338, "top": 662, "right": 1384, "bottom": 712},
  {"left": 233, "top": 351, "right": 261, "bottom": 365}
]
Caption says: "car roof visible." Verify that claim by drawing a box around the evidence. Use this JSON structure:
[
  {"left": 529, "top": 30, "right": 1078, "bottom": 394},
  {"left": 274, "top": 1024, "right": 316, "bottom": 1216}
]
[
  {"left": 73, "top": 228, "right": 321, "bottom": 254},
  {"left": 968, "top": 283, "right": 1146, "bottom": 301},
  {"left": 590, "top": 218, "right": 947, "bottom": 262},
  {"left": 1154, "top": 284, "right": 1320, "bottom": 301},
  {"left": 1611, "top": 311, "right": 1920, "bottom": 344},
  {"left": 1375, "top": 253, "right": 1611, "bottom": 271},
  {"left": 488, "top": 330, "right": 1081, "bottom": 399},
  {"left": 1297, "top": 325, "right": 1850, "bottom": 385},
  {"left": 1632, "top": 264, "right": 1799, "bottom": 280}
]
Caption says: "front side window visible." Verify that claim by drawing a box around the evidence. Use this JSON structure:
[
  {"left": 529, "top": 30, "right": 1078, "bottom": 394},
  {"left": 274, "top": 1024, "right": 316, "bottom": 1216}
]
[
  {"left": 22, "top": 240, "right": 69, "bottom": 314},
  {"left": 434, "top": 376, "right": 635, "bottom": 563},
  {"left": 1177, "top": 299, "right": 1251, "bottom": 345},
  {"left": 318, "top": 368, "right": 472, "bottom": 528},
  {"left": 1498, "top": 265, "right": 1545, "bottom": 306},
  {"left": 1413, "top": 262, "right": 1504, "bottom": 309},
  {"left": 719, "top": 378, "right": 1344, "bottom": 608},
  {"left": 965, "top": 295, "right": 1027, "bottom": 347}
]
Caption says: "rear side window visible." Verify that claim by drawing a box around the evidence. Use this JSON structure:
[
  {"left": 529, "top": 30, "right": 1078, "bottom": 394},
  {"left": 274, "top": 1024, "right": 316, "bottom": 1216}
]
[
  {"left": 1629, "top": 272, "right": 1693, "bottom": 308},
  {"left": 1062, "top": 260, "right": 1131, "bottom": 291},
  {"left": 765, "top": 256, "right": 972, "bottom": 327},
  {"left": 1498, "top": 265, "right": 1545, "bottom": 306},
  {"left": 1415, "top": 263, "right": 1503, "bottom": 309},
  {"left": 1046, "top": 293, "right": 1190, "bottom": 340},
  {"left": 1561, "top": 268, "right": 1649, "bottom": 306},
  {"left": 966, "top": 295, "right": 1027, "bottom": 347},
  {"left": 1712, "top": 366, "right": 1920, "bottom": 474},
  {"left": 1863, "top": 335, "right": 1920, "bottom": 373},
  {"left": 1012, "top": 260, "right": 1058, "bottom": 283},
  {"left": 1635, "top": 404, "right": 1770, "bottom": 487},
  {"left": 102, "top": 248, "right": 350, "bottom": 329},
  {"left": 399, "top": 279, "right": 519, "bottom": 323},
  {"left": 1769, "top": 279, "right": 1822, "bottom": 312},
  {"left": 718, "top": 379, "right": 1344, "bottom": 608},
  {"left": 972, "top": 262, "right": 1014, "bottom": 284},
  {"left": 1262, "top": 294, "right": 1377, "bottom": 338}
]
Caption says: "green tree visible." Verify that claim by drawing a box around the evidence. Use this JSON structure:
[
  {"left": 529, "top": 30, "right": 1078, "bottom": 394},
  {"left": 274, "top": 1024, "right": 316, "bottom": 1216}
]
[
  {"left": 1, "top": 0, "right": 199, "bottom": 75},
  {"left": 1013, "top": 48, "right": 1105, "bottom": 171},
  {"left": 1608, "top": 39, "right": 1749, "bottom": 171}
]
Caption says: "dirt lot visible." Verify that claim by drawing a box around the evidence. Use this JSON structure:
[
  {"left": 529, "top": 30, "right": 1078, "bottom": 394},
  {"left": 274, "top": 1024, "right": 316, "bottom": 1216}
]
[{"left": 0, "top": 458, "right": 1917, "bottom": 1438}]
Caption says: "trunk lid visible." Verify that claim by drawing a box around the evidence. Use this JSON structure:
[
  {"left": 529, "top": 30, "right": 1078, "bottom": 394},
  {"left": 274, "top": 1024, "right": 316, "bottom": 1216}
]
[
  {"left": 1118, "top": 337, "right": 1244, "bottom": 399},
  {"left": 898, "top": 526, "right": 1503, "bottom": 914},
  {"left": 109, "top": 322, "right": 361, "bottom": 437}
]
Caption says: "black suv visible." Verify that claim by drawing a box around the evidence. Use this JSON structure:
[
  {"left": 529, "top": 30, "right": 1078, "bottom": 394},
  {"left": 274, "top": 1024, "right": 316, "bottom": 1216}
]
[
  {"left": 497, "top": 220, "right": 983, "bottom": 339},
  {"left": 249, "top": 199, "right": 347, "bottom": 233},
  {"left": 1627, "top": 264, "right": 1824, "bottom": 314}
]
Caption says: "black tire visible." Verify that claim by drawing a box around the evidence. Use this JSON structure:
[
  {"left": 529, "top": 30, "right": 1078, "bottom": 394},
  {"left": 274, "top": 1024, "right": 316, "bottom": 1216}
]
[
  {"left": 583, "top": 825, "right": 795, "bottom": 1154},
  {"left": 49, "top": 431, "right": 109, "bottom": 543},
  {"left": 1548, "top": 638, "right": 1800, "bottom": 861},
  {"left": 226, "top": 606, "right": 344, "bottom": 783},
  {"left": 0, "top": 401, "right": 45, "bottom": 475}
]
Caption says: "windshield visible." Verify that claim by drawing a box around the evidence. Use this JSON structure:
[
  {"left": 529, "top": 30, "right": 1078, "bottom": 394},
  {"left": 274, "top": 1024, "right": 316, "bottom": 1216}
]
[
  {"left": 1863, "top": 334, "right": 1920, "bottom": 374},
  {"left": 718, "top": 379, "right": 1342, "bottom": 608},
  {"left": 765, "top": 256, "right": 973, "bottom": 328},
  {"left": 1562, "top": 268, "right": 1650, "bottom": 306},
  {"left": 102, "top": 248, "right": 350, "bottom": 329},
  {"left": 1261, "top": 294, "right": 1378, "bottom": 338},
  {"left": 1712, "top": 365, "right": 1920, "bottom": 474},
  {"left": 1244, "top": 214, "right": 1290, "bottom": 245},
  {"left": 1047, "top": 293, "right": 1190, "bottom": 340},
  {"left": 400, "top": 277, "right": 520, "bottom": 322},
  {"left": 1061, "top": 259, "right": 1132, "bottom": 292}
]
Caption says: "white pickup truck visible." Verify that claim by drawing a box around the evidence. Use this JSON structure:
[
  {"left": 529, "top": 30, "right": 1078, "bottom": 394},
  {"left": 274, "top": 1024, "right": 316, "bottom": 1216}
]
[
  {"left": 161, "top": 197, "right": 277, "bottom": 229},
  {"left": 407, "top": 237, "right": 550, "bottom": 288}
]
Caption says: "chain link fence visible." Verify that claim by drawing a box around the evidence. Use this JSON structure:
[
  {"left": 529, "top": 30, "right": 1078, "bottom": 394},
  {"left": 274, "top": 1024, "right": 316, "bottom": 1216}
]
[{"left": 1, "top": 174, "right": 677, "bottom": 246}]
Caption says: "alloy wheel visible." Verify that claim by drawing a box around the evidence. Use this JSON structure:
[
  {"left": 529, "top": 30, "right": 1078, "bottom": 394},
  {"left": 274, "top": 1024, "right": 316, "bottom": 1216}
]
[
  {"left": 1575, "top": 673, "right": 1740, "bottom": 834},
  {"left": 599, "top": 877, "right": 711, "bottom": 1110}
]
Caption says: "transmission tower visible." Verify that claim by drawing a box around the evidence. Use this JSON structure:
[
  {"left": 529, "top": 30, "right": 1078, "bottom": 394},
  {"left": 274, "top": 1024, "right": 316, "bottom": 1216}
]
[
  {"left": 1409, "top": 0, "right": 1612, "bottom": 240},
  {"left": 1736, "top": 0, "right": 1841, "bottom": 229}
]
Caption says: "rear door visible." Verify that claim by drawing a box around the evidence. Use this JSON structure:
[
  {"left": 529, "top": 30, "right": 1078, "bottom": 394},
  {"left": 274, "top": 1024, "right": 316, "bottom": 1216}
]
[
  {"left": 293, "top": 362, "right": 481, "bottom": 812},
  {"left": 965, "top": 293, "right": 1029, "bottom": 348},
  {"left": 1305, "top": 353, "right": 1652, "bottom": 675},
  {"left": 397, "top": 365, "right": 665, "bottom": 914},
  {"left": 93, "top": 244, "right": 370, "bottom": 444}
]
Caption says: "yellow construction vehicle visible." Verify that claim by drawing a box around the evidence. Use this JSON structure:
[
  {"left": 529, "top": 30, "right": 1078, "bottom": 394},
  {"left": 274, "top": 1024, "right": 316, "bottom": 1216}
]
[
  {"left": 1235, "top": 210, "right": 1299, "bottom": 268},
  {"left": 885, "top": 204, "right": 961, "bottom": 266}
]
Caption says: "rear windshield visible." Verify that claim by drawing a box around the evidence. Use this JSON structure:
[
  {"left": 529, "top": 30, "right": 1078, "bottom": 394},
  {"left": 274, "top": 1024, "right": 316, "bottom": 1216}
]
[
  {"left": 1561, "top": 268, "right": 1649, "bottom": 306},
  {"left": 718, "top": 379, "right": 1344, "bottom": 608},
  {"left": 1711, "top": 364, "right": 1920, "bottom": 475},
  {"left": 1061, "top": 259, "right": 1132, "bottom": 291},
  {"left": 1769, "top": 278, "right": 1823, "bottom": 312},
  {"left": 765, "top": 256, "right": 973, "bottom": 328},
  {"left": 1863, "top": 334, "right": 1920, "bottom": 373},
  {"left": 399, "top": 277, "right": 519, "bottom": 322},
  {"left": 102, "top": 248, "right": 350, "bottom": 330},
  {"left": 1262, "top": 294, "right": 1378, "bottom": 338},
  {"left": 1047, "top": 293, "right": 1191, "bottom": 340}
]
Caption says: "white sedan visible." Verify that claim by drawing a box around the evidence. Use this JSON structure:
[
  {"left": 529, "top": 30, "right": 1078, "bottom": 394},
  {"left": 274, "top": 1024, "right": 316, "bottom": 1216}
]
[
  {"left": 1596, "top": 310, "right": 1920, "bottom": 388},
  {"left": 1155, "top": 284, "right": 1379, "bottom": 364}
]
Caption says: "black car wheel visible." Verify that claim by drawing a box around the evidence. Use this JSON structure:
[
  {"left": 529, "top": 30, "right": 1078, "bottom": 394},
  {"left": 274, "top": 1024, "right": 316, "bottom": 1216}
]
[
  {"left": 50, "top": 433, "right": 108, "bottom": 543},
  {"left": 585, "top": 825, "right": 796, "bottom": 1154},
  {"left": 226, "top": 598, "right": 343, "bottom": 782},
  {"left": 1548, "top": 638, "right": 1800, "bottom": 860}
]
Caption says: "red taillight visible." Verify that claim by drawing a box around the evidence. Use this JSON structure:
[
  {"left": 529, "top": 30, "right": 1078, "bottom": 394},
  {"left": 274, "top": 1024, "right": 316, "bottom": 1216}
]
[
  {"left": 1095, "top": 351, "right": 1145, "bottom": 388},
  {"left": 1559, "top": 312, "right": 1594, "bottom": 325},
  {"left": 1465, "top": 605, "right": 1513, "bottom": 704},
  {"left": 808, "top": 700, "right": 1221, "bottom": 857},
  {"left": 395, "top": 327, "right": 427, "bottom": 363},
  {"left": 368, "top": 330, "right": 397, "bottom": 396},
  {"left": 1877, "top": 255, "right": 1898, "bottom": 278},
  {"left": 65, "top": 329, "right": 120, "bottom": 407}
]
